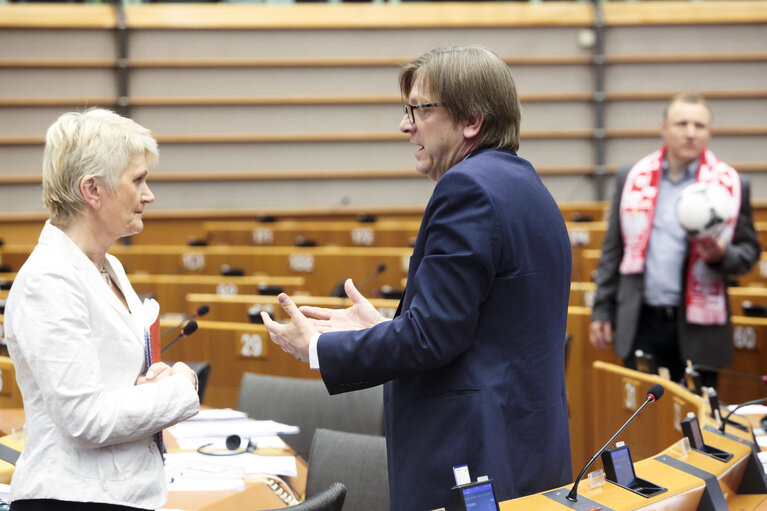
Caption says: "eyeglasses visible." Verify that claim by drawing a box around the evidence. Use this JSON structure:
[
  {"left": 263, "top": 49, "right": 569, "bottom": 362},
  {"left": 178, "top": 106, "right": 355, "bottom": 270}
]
[{"left": 402, "top": 102, "right": 443, "bottom": 124}]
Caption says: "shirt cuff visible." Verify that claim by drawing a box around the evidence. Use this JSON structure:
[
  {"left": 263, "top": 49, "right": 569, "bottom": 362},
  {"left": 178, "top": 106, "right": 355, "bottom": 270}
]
[{"left": 309, "top": 332, "right": 321, "bottom": 370}]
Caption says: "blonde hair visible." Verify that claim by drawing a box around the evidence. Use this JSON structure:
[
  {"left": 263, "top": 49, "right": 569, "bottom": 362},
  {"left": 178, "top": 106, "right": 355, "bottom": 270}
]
[
  {"left": 399, "top": 45, "right": 521, "bottom": 151},
  {"left": 42, "top": 108, "right": 158, "bottom": 227}
]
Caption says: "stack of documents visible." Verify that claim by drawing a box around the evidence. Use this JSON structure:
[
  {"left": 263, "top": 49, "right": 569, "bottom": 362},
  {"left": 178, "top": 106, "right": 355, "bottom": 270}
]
[{"left": 165, "top": 409, "right": 300, "bottom": 492}]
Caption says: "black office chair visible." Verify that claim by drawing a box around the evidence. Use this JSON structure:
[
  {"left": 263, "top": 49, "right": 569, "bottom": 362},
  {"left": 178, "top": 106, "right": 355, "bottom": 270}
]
[
  {"left": 236, "top": 373, "right": 384, "bottom": 460},
  {"left": 264, "top": 482, "right": 346, "bottom": 511},
  {"left": 306, "top": 429, "right": 388, "bottom": 511},
  {"left": 186, "top": 361, "right": 211, "bottom": 403}
]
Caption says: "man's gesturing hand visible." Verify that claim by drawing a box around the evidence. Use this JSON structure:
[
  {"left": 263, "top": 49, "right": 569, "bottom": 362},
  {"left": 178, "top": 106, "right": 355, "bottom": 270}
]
[
  {"left": 261, "top": 293, "right": 318, "bottom": 363},
  {"left": 300, "top": 279, "right": 387, "bottom": 332}
]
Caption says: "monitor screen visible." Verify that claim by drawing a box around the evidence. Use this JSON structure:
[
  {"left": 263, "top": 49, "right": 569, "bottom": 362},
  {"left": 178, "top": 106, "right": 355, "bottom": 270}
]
[
  {"left": 684, "top": 415, "right": 705, "bottom": 449},
  {"left": 608, "top": 446, "right": 636, "bottom": 487},
  {"left": 461, "top": 483, "right": 499, "bottom": 511}
]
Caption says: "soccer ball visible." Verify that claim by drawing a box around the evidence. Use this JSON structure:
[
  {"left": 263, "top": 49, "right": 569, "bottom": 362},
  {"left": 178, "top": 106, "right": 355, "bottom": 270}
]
[{"left": 676, "top": 182, "right": 734, "bottom": 238}]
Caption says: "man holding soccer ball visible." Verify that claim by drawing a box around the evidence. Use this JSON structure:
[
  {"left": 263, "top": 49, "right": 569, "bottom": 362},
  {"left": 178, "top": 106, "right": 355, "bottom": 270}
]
[{"left": 590, "top": 92, "right": 760, "bottom": 389}]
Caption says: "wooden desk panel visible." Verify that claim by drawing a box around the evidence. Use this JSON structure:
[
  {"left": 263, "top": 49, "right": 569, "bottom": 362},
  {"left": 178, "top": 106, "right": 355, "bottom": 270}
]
[
  {"left": 0, "top": 244, "right": 412, "bottom": 297},
  {"left": 501, "top": 458, "right": 704, "bottom": 511},
  {"left": 185, "top": 293, "right": 400, "bottom": 324},
  {"left": 591, "top": 361, "right": 701, "bottom": 461},
  {"left": 720, "top": 316, "right": 767, "bottom": 404},
  {"left": 565, "top": 308, "right": 624, "bottom": 475},
  {"left": 566, "top": 221, "right": 607, "bottom": 251},
  {"left": 129, "top": 273, "right": 306, "bottom": 315},
  {"left": 510, "top": 363, "right": 767, "bottom": 511},
  {"left": 203, "top": 219, "right": 421, "bottom": 248}
]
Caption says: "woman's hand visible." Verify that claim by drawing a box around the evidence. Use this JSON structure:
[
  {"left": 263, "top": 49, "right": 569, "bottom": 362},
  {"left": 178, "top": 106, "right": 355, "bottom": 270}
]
[{"left": 136, "top": 361, "right": 197, "bottom": 390}]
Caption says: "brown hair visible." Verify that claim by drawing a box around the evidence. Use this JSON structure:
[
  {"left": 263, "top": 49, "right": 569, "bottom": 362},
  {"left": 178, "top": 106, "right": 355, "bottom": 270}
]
[{"left": 399, "top": 45, "right": 521, "bottom": 152}]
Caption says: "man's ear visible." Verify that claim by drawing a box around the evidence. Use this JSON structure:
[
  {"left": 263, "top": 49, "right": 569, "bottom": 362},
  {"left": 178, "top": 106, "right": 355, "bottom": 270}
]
[
  {"left": 80, "top": 175, "right": 102, "bottom": 210},
  {"left": 463, "top": 113, "right": 484, "bottom": 140}
]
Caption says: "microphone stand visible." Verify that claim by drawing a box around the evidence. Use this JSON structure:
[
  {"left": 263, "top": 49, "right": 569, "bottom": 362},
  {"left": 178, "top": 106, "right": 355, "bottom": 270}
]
[
  {"left": 719, "top": 396, "right": 767, "bottom": 434},
  {"left": 567, "top": 394, "right": 656, "bottom": 502},
  {"left": 693, "top": 364, "right": 767, "bottom": 384}
]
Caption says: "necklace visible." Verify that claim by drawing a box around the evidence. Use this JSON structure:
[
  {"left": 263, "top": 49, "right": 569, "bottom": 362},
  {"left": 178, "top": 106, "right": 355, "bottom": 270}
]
[{"left": 100, "top": 266, "right": 111, "bottom": 288}]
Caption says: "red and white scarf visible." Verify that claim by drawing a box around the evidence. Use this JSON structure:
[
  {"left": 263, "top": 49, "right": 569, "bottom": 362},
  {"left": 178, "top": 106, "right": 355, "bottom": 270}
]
[{"left": 619, "top": 147, "right": 740, "bottom": 325}]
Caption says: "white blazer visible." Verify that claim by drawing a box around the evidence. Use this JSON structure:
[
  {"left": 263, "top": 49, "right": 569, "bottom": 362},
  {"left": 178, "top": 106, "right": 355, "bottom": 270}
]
[{"left": 4, "top": 221, "right": 200, "bottom": 508}]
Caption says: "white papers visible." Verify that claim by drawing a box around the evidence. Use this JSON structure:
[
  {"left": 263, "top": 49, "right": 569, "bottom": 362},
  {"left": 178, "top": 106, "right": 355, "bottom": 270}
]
[
  {"left": 0, "top": 483, "right": 9, "bottom": 504},
  {"left": 168, "top": 477, "right": 246, "bottom": 492},
  {"left": 165, "top": 451, "right": 298, "bottom": 478},
  {"left": 142, "top": 298, "right": 160, "bottom": 328},
  {"left": 169, "top": 419, "right": 299, "bottom": 440},
  {"left": 165, "top": 410, "right": 299, "bottom": 492},
  {"left": 727, "top": 404, "right": 767, "bottom": 415},
  {"left": 188, "top": 408, "right": 248, "bottom": 421}
]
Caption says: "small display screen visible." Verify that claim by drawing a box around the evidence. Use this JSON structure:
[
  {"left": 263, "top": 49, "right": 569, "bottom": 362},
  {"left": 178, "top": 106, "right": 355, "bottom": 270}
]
[
  {"left": 609, "top": 447, "right": 636, "bottom": 486},
  {"left": 686, "top": 416, "right": 705, "bottom": 449},
  {"left": 461, "top": 483, "right": 499, "bottom": 511}
]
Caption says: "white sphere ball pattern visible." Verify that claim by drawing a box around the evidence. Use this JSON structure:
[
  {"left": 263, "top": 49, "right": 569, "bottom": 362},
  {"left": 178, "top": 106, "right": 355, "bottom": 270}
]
[{"left": 676, "top": 182, "right": 734, "bottom": 238}]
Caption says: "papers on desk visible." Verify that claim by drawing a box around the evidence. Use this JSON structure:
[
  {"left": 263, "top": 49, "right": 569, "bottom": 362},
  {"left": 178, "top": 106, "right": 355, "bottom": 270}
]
[
  {"left": 169, "top": 418, "right": 299, "bottom": 442},
  {"left": 165, "top": 451, "right": 297, "bottom": 492},
  {"left": 187, "top": 408, "right": 248, "bottom": 421},
  {"left": 727, "top": 404, "right": 767, "bottom": 415},
  {"left": 165, "top": 411, "right": 299, "bottom": 492}
]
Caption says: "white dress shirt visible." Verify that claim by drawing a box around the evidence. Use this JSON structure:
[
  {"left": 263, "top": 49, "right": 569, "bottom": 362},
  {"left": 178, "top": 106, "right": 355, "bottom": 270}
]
[{"left": 4, "top": 222, "right": 200, "bottom": 508}]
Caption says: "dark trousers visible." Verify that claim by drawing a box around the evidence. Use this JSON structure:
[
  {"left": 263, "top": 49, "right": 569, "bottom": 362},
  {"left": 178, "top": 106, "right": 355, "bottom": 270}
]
[
  {"left": 11, "top": 500, "right": 151, "bottom": 511},
  {"left": 623, "top": 305, "right": 719, "bottom": 389},
  {"left": 625, "top": 305, "right": 685, "bottom": 384}
]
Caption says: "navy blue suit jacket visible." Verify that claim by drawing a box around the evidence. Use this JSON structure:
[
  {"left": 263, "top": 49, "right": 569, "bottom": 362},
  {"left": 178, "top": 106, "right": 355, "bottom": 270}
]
[{"left": 318, "top": 148, "right": 573, "bottom": 511}]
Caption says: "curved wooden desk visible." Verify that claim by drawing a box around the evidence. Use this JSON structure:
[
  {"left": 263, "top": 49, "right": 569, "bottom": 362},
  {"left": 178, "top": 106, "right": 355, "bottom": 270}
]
[{"left": 501, "top": 362, "right": 767, "bottom": 510}]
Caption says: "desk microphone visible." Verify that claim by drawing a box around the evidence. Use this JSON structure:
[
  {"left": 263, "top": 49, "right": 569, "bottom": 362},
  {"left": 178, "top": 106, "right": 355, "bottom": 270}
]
[
  {"left": 197, "top": 434, "right": 256, "bottom": 456},
  {"left": 358, "top": 263, "right": 386, "bottom": 293},
  {"left": 566, "top": 383, "right": 664, "bottom": 502},
  {"left": 330, "top": 263, "right": 386, "bottom": 297},
  {"left": 161, "top": 305, "right": 210, "bottom": 338},
  {"left": 718, "top": 396, "right": 767, "bottom": 433},
  {"left": 693, "top": 364, "right": 767, "bottom": 384},
  {"left": 161, "top": 320, "right": 198, "bottom": 354}
]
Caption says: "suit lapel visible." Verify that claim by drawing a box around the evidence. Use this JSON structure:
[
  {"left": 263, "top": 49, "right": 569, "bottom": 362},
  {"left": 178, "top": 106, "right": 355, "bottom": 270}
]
[{"left": 42, "top": 223, "right": 145, "bottom": 346}]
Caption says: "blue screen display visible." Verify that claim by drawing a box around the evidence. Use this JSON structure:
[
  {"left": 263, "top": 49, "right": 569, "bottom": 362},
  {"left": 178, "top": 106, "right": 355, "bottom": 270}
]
[
  {"left": 611, "top": 448, "right": 635, "bottom": 486},
  {"left": 462, "top": 483, "right": 498, "bottom": 511}
]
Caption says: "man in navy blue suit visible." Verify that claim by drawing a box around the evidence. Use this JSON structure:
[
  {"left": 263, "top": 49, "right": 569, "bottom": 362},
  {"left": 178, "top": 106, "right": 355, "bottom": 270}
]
[{"left": 263, "top": 45, "right": 572, "bottom": 511}]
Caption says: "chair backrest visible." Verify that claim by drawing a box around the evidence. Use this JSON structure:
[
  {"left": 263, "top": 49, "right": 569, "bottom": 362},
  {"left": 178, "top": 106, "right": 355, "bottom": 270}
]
[
  {"left": 265, "top": 482, "right": 346, "bottom": 511},
  {"left": 236, "top": 372, "right": 384, "bottom": 459},
  {"left": 187, "top": 361, "right": 211, "bottom": 404},
  {"left": 306, "top": 428, "right": 389, "bottom": 511}
]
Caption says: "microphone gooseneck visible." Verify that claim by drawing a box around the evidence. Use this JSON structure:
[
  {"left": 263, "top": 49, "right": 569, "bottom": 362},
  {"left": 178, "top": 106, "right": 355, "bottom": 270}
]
[
  {"left": 718, "top": 396, "right": 767, "bottom": 433},
  {"left": 357, "top": 263, "right": 387, "bottom": 293},
  {"left": 566, "top": 383, "right": 664, "bottom": 502},
  {"left": 693, "top": 364, "right": 767, "bottom": 383},
  {"left": 161, "top": 320, "right": 198, "bottom": 354},
  {"left": 161, "top": 304, "right": 210, "bottom": 337}
]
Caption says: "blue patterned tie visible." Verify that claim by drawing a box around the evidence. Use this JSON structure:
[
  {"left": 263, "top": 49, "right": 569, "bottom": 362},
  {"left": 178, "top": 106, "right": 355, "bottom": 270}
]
[{"left": 145, "top": 329, "right": 166, "bottom": 461}]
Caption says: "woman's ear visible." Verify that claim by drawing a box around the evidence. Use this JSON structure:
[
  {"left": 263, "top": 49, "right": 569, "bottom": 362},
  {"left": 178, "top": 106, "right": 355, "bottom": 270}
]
[{"left": 80, "top": 175, "right": 102, "bottom": 210}]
